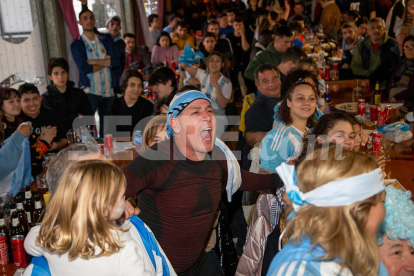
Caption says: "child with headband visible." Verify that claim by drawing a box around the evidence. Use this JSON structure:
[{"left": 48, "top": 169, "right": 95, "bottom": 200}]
[
  {"left": 267, "top": 145, "right": 387, "bottom": 276},
  {"left": 24, "top": 160, "right": 156, "bottom": 276}
]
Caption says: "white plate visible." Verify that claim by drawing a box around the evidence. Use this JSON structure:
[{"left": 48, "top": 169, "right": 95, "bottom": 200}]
[
  {"left": 380, "top": 103, "right": 403, "bottom": 109},
  {"left": 335, "top": 102, "right": 358, "bottom": 113},
  {"left": 385, "top": 179, "right": 406, "bottom": 191}
]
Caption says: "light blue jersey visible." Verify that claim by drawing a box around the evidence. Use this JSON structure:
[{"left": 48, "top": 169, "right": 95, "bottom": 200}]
[
  {"left": 267, "top": 237, "right": 389, "bottom": 276},
  {"left": 260, "top": 122, "right": 304, "bottom": 173}
]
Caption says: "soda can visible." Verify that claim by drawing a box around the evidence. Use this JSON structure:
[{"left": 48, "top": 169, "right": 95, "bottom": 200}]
[
  {"left": 0, "top": 233, "right": 8, "bottom": 265},
  {"left": 370, "top": 106, "right": 378, "bottom": 123},
  {"left": 371, "top": 130, "right": 382, "bottom": 152},
  {"left": 196, "top": 30, "right": 202, "bottom": 37},
  {"left": 377, "top": 108, "right": 385, "bottom": 127},
  {"left": 171, "top": 61, "right": 176, "bottom": 72},
  {"left": 325, "top": 67, "right": 330, "bottom": 80},
  {"left": 358, "top": 99, "right": 365, "bottom": 116},
  {"left": 104, "top": 134, "right": 113, "bottom": 155},
  {"left": 11, "top": 235, "right": 26, "bottom": 267},
  {"left": 98, "top": 142, "right": 104, "bottom": 155},
  {"left": 385, "top": 105, "right": 392, "bottom": 123},
  {"left": 333, "top": 63, "right": 338, "bottom": 71},
  {"left": 319, "top": 67, "right": 325, "bottom": 79}
]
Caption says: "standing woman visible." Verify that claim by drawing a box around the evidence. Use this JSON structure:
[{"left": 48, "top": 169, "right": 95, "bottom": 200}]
[
  {"left": 261, "top": 79, "right": 318, "bottom": 174},
  {"left": 268, "top": 147, "right": 386, "bottom": 276},
  {"left": 107, "top": 69, "right": 154, "bottom": 137},
  {"left": 42, "top": 57, "right": 93, "bottom": 132},
  {"left": 1, "top": 88, "right": 23, "bottom": 139},
  {"left": 180, "top": 51, "right": 232, "bottom": 137},
  {"left": 151, "top": 31, "right": 180, "bottom": 65}
]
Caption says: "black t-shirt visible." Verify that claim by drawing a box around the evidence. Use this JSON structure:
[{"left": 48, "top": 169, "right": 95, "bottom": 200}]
[
  {"left": 107, "top": 95, "right": 154, "bottom": 137},
  {"left": 226, "top": 32, "right": 253, "bottom": 71},
  {"left": 347, "top": 0, "right": 375, "bottom": 19},
  {"left": 21, "top": 107, "right": 67, "bottom": 177},
  {"left": 245, "top": 94, "right": 281, "bottom": 133},
  {"left": 2, "top": 116, "right": 22, "bottom": 140}
]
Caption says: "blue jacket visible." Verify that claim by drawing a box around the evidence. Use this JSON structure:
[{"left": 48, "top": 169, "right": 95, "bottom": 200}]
[
  {"left": 0, "top": 131, "right": 24, "bottom": 179},
  {"left": 71, "top": 34, "right": 121, "bottom": 90}
]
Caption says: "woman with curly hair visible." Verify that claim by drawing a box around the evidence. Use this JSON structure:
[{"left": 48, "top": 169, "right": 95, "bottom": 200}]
[{"left": 259, "top": 78, "right": 318, "bottom": 174}]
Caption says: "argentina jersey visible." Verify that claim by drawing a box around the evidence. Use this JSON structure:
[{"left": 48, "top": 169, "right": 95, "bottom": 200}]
[
  {"left": 195, "top": 68, "right": 232, "bottom": 116},
  {"left": 260, "top": 122, "right": 304, "bottom": 173}
]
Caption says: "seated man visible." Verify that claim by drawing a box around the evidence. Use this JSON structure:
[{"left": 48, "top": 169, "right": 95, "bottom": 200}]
[
  {"left": 341, "top": 22, "right": 364, "bottom": 69},
  {"left": 172, "top": 21, "right": 195, "bottom": 52},
  {"left": 377, "top": 185, "right": 414, "bottom": 275},
  {"left": 319, "top": 0, "right": 341, "bottom": 39},
  {"left": 124, "top": 33, "right": 151, "bottom": 71},
  {"left": 250, "top": 30, "right": 274, "bottom": 61},
  {"left": 19, "top": 83, "right": 67, "bottom": 178},
  {"left": 351, "top": 17, "right": 400, "bottom": 85},
  {"left": 148, "top": 14, "right": 161, "bottom": 49},
  {"left": 199, "top": 32, "right": 217, "bottom": 58},
  {"left": 218, "top": 12, "right": 234, "bottom": 36},
  {"left": 163, "top": 13, "right": 181, "bottom": 34},
  {"left": 199, "top": 21, "right": 234, "bottom": 61},
  {"left": 244, "top": 26, "right": 293, "bottom": 81},
  {"left": 148, "top": 67, "right": 178, "bottom": 99},
  {"left": 287, "top": 3, "right": 312, "bottom": 28},
  {"left": 277, "top": 46, "right": 307, "bottom": 82}
]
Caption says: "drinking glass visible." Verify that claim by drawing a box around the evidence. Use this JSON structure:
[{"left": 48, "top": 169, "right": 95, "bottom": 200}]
[
  {"left": 66, "top": 129, "right": 75, "bottom": 144},
  {"left": 381, "top": 132, "right": 395, "bottom": 161},
  {"left": 354, "top": 79, "right": 362, "bottom": 97}
]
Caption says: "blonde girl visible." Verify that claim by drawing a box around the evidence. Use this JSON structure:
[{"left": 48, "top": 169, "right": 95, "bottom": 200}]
[
  {"left": 24, "top": 160, "right": 155, "bottom": 276},
  {"left": 143, "top": 115, "right": 167, "bottom": 150},
  {"left": 268, "top": 146, "right": 386, "bottom": 276}
]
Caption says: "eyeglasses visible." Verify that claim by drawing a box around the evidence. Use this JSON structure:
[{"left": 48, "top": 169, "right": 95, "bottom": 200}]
[{"left": 403, "top": 45, "right": 414, "bottom": 50}]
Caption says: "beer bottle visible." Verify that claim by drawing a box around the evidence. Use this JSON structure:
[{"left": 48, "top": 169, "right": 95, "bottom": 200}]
[
  {"left": 164, "top": 56, "right": 169, "bottom": 68},
  {"left": 33, "top": 194, "right": 44, "bottom": 226},
  {"left": 24, "top": 186, "right": 34, "bottom": 227},
  {"left": 374, "top": 82, "right": 381, "bottom": 106},
  {"left": 10, "top": 212, "right": 24, "bottom": 237},
  {"left": 0, "top": 211, "right": 12, "bottom": 263},
  {"left": 9, "top": 200, "right": 17, "bottom": 230},
  {"left": 15, "top": 196, "right": 28, "bottom": 236}
]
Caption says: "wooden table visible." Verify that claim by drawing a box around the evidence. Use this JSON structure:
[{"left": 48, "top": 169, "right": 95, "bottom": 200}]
[{"left": 327, "top": 80, "right": 414, "bottom": 193}]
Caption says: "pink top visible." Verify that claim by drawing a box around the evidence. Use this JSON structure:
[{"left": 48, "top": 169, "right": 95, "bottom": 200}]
[{"left": 151, "top": 45, "right": 180, "bottom": 64}]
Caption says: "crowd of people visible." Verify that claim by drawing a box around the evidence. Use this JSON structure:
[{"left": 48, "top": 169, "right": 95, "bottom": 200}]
[{"left": 1, "top": 0, "right": 414, "bottom": 275}]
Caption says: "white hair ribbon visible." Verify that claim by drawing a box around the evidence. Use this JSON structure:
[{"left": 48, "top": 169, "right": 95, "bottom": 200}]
[{"left": 275, "top": 163, "right": 384, "bottom": 214}]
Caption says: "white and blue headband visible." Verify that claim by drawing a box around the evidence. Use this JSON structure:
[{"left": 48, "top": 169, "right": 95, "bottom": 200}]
[{"left": 275, "top": 163, "right": 384, "bottom": 215}]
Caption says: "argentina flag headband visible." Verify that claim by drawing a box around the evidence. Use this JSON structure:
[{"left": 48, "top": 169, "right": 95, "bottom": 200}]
[{"left": 275, "top": 163, "right": 384, "bottom": 215}]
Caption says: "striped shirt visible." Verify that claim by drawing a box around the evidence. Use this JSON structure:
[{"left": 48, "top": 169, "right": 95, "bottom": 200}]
[
  {"left": 260, "top": 122, "right": 304, "bottom": 173},
  {"left": 81, "top": 34, "right": 113, "bottom": 97},
  {"left": 195, "top": 68, "right": 232, "bottom": 116}
]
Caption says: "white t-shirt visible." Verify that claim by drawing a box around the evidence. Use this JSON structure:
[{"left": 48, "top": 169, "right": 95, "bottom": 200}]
[
  {"left": 194, "top": 68, "right": 232, "bottom": 116},
  {"left": 24, "top": 226, "right": 156, "bottom": 276}
]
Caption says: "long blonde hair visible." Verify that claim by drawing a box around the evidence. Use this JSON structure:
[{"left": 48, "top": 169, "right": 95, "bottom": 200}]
[
  {"left": 143, "top": 115, "right": 167, "bottom": 150},
  {"left": 286, "top": 146, "right": 383, "bottom": 276},
  {"left": 37, "top": 160, "right": 127, "bottom": 260}
]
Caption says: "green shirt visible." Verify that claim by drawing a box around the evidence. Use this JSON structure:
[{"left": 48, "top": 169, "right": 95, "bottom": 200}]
[{"left": 244, "top": 42, "right": 283, "bottom": 81}]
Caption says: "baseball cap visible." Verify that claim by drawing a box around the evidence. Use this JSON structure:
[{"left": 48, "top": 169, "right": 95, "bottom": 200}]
[{"left": 105, "top": 16, "right": 121, "bottom": 26}]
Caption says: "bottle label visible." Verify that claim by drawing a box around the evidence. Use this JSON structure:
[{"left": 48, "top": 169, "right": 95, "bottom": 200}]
[
  {"left": 10, "top": 208, "right": 17, "bottom": 214},
  {"left": 16, "top": 203, "right": 23, "bottom": 210},
  {"left": 26, "top": 212, "right": 32, "bottom": 223},
  {"left": 12, "top": 218, "right": 19, "bottom": 227},
  {"left": 0, "top": 219, "right": 4, "bottom": 226},
  {"left": 35, "top": 201, "right": 42, "bottom": 209},
  {"left": 25, "top": 191, "right": 32, "bottom": 199},
  {"left": 375, "top": 94, "right": 381, "bottom": 106}
]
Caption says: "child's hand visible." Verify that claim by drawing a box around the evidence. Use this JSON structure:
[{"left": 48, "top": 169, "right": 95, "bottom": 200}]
[{"left": 122, "top": 200, "right": 140, "bottom": 220}]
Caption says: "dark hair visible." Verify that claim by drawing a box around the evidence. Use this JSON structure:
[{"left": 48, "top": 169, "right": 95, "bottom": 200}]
[
  {"left": 177, "top": 85, "right": 199, "bottom": 93},
  {"left": 0, "top": 87, "right": 21, "bottom": 144},
  {"left": 123, "top": 33, "right": 136, "bottom": 39},
  {"left": 156, "top": 31, "right": 173, "bottom": 47},
  {"left": 312, "top": 112, "right": 354, "bottom": 137},
  {"left": 148, "top": 67, "right": 177, "bottom": 87},
  {"left": 207, "top": 20, "right": 220, "bottom": 29},
  {"left": 176, "top": 21, "right": 188, "bottom": 30},
  {"left": 148, "top": 14, "right": 158, "bottom": 25},
  {"left": 79, "top": 8, "right": 93, "bottom": 19},
  {"left": 280, "top": 69, "right": 319, "bottom": 98},
  {"left": 153, "top": 92, "right": 177, "bottom": 115},
  {"left": 204, "top": 32, "right": 216, "bottom": 40},
  {"left": 227, "top": 9, "right": 236, "bottom": 14},
  {"left": 344, "top": 10, "right": 359, "bottom": 18},
  {"left": 403, "top": 34, "right": 414, "bottom": 45},
  {"left": 217, "top": 13, "right": 226, "bottom": 20},
  {"left": 119, "top": 69, "right": 144, "bottom": 93},
  {"left": 278, "top": 80, "right": 318, "bottom": 128},
  {"left": 254, "top": 63, "right": 279, "bottom": 83},
  {"left": 341, "top": 22, "right": 358, "bottom": 31},
  {"left": 281, "top": 46, "right": 307, "bottom": 63},
  {"left": 234, "top": 17, "right": 244, "bottom": 23},
  {"left": 289, "top": 21, "right": 303, "bottom": 33},
  {"left": 258, "top": 29, "right": 274, "bottom": 45},
  {"left": 292, "top": 14, "right": 305, "bottom": 22},
  {"left": 294, "top": 2, "right": 304, "bottom": 7},
  {"left": 18, "top": 83, "right": 40, "bottom": 96},
  {"left": 207, "top": 15, "right": 217, "bottom": 21},
  {"left": 48, "top": 57, "right": 69, "bottom": 76},
  {"left": 168, "top": 14, "right": 179, "bottom": 23},
  {"left": 269, "top": 11, "right": 278, "bottom": 21},
  {"left": 356, "top": 16, "right": 368, "bottom": 27},
  {"left": 207, "top": 51, "right": 230, "bottom": 79},
  {"left": 274, "top": 26, "right": 293, "bottom": 37}
]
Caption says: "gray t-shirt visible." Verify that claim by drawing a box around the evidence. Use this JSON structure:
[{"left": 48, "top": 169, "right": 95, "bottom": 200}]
[{"left": 149, "top": 29, "right": 161, "bottom": 44}]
